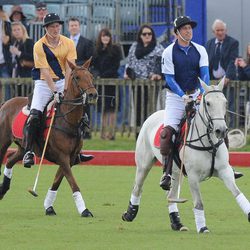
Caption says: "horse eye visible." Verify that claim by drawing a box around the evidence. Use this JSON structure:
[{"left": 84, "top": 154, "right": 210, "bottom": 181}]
[
  {"left": 206, "top": 101, "right": 210, "bottom": 106},
  {"left": 76, "top": 76, "right": 80, "bottom": 80}
]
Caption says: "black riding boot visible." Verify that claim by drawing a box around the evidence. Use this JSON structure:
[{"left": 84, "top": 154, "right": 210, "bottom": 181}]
[
  {"left": 23, "top": 109, "right": 42, "bottom": 168},
  {"left": 224, "top": 135, "right": 243, "bottom": 179},
  {"left": 159, "top": 126, "right": 175, "bottom": 190}
]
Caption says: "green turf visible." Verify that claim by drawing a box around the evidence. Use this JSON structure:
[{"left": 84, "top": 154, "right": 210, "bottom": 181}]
[
  {"left": 83, "top": 133, "right": 136, "bottom": 151},
  {"left": 0, "top": 165, "right": 250, "bottom": 250}
]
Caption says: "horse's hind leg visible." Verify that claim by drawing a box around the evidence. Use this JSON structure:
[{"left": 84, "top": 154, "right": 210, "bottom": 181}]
[
  {"left": 167, "top": 165, "right": 188, "bottom": 231},
  {"left": 122, "top": 146, "right": 155, "bottom": 222},
  {"left": 0, "top": 147, "right": 24, "bottom": 200},
  {"left": 0, "top": 136, "right": 13, "bottom": 175},
  {"left": 218, "top": 167, "right": 250, "bottom": 222}
]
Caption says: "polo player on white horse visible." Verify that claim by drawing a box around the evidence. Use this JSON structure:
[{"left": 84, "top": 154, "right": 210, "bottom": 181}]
[{"left": 160, "top": 16, "right": 242, "bottom": 191}]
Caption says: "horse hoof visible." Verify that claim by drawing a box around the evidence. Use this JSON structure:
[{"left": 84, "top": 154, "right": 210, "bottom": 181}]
[
  {"left": 199, "top": 226, "right": 210, "bottom": 233},
  {"left": 122, "top": 202, "right": 139, "bottom": 222},
  {"left": 169, "top": 212, "right": 188, "bottom": 231},
  {"left": 81, "top": 208, "right": 93, "bottom": 217},
  {"left": 122, "top": 212, "right": 133, "bottom": 222},
  {"left": 248, "top": 212, "right": 250, "bottom": 222},
  {"left": 45, "top": 206, "right": 56, "bottom": 216},
  {"left": 179, "top": 226, "right": 189, "bottom": 231},
  {"left": 171, "top": 223, "right": 188, "bottom": 231},
  {"left": 234, "top": 171, "right": 243, "bottom": 179}
]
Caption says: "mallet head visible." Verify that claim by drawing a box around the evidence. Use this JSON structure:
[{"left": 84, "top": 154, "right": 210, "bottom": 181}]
[{"left": 28, "top": 188, "right": 38, "bottom": 197}]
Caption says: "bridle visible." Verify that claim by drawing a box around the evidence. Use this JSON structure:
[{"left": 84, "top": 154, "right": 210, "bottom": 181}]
[
  {"left": 60, "top": 66, "right": 95, "bottom": 107},
  {"left": 198, "top": 90, "right": 226, "bottom": 133},
  {"left": 185, "top": 90, "right": 226, "bottom": 177},
  {"left": 53, "top": 66, "right": 96, "bottom": 136}
]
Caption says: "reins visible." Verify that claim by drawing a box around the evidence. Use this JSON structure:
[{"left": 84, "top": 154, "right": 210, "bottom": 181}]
[{"left": 185, "top": 90, "right": 225, "bottom": 177}]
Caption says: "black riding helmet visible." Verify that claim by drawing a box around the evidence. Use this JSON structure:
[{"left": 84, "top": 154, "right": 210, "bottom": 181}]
[
  {"left": 173, "top": 16, "right": 197, "bottom": 33},
  {"left": 43, "top": 13, "right": 64, "bottom": 27}
]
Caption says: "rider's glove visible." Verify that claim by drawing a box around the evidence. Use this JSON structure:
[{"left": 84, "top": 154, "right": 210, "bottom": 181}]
[
  {"left": 182, "top": 94, "right": 193, "bottom": 104},
  {"left": 53, "top": 91, "right": 63, "bottom": 103}
]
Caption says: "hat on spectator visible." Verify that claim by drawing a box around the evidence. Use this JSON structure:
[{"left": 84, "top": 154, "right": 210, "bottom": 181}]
[
  {"left": 43, "top": 13, "right": 64, "bottom": 27},
  {"left": 173, "top": 16, "right": 197, "bottom": 33},
  {"left": 10, "top": 5, "right": 26, "bottom": 20},
  {"left": 36, "top": 2, "right": 47, "bottom": 9}
]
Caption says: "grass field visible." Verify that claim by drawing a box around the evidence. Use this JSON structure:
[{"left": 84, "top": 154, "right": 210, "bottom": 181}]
[{"left": 0, "top": 165, "right": 250, "bottom": 250}]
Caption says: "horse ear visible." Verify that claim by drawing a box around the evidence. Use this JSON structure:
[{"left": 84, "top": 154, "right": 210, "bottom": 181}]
[
  {"left": 67, "top": 60, "right": 76, "bottom": 70},
  {"left": 198, "top": 77, "right": 209, "bottom": 93},
  {"left": 83, "top": 57, "right": 92, "bottom": 69},
  {"left": 218, "top": 76, "right": 225, "bottom": 91}
]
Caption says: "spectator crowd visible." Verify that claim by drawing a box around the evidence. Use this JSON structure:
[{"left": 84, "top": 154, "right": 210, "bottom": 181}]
[{"left": 0, "top": 2, "right": 249, "bottom": 139}]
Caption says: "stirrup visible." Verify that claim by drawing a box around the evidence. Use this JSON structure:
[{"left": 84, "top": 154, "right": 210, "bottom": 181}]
[
  {"left": 23, "top": 151, "right": 35, "bottom": 168},
  {"left": 160, "top": 174, "right": 172, "bottom": 191}
]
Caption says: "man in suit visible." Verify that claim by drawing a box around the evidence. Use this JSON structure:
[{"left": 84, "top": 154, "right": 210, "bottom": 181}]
[
  {"left": 68, "top": 17, "right": 94, "bottom": 162},
  {"left": 68, "top": 17, "right": 94, "bottom": 65},
  {"left": 206, "top": 19, "right": 239, "bottom": 129},
  {"left": 206, "top": 19, "right": 242, "bottom": 179},
  {"left": 206, "top": 19, "right": 239, "bottom": 83}
]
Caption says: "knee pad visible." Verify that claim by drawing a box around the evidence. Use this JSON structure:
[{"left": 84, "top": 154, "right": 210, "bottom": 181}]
[{"left": 160, "top": 126, "right": 175, "bottom": 156}]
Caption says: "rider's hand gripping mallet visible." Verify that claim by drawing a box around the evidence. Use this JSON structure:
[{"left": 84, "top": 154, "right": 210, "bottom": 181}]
[{"left": 28, "top": 109, "right": 56, "bottom": 197}]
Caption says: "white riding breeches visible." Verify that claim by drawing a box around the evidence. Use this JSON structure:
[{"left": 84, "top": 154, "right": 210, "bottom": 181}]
[
  {"left": 31, "top": 79, "right": 65, "bottom": 112},
  {"left": 164, "top": 90, "right": 200, "bottom": 131}
]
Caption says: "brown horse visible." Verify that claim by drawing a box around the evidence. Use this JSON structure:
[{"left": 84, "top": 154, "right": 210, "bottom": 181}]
[{"left": 0, "top": 59, "right": 98, "bottom": 217}]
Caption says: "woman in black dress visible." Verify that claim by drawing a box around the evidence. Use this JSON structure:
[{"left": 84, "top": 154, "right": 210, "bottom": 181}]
[
  {"left": 9, "top": 22, "right": 34, "bottom": 96},
  {"left": 92, "top": 28, "right": 122, "bottom": 140}
]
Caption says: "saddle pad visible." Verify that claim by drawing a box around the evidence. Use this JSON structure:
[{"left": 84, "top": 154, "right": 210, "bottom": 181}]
[
  {"left": 12, "top": 111, "right": 28, "bottom": 139},
  {"left": 12, "top": 107, "right": 54, "bottom": 140},
  {"left": 153, "top": 121, "right": 187, "bottom": 149},
  {"left": 153, "top": 124, "right": 164, "bottom": 148}
]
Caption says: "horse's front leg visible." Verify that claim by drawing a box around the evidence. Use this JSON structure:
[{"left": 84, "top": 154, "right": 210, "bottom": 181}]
[
  {"left": 60, "top": 162, "right": 93, "bottom": 217},
  {"left": 0, "top": 147, "right": 24, "bottom": 200},
  {"left": 218, "top": 166, "right": 250, "bottom": 222},
  {"left": 44, "top": 166, "right": 65, "bottom": 216},
  {"left": 188, "top": 173, "right": 209, "bottom": 233},
  {"left": 167, "top": 164, "right": 188, "bottom": 231}
]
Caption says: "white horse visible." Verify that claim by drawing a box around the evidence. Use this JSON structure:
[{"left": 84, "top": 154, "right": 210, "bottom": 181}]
[{"left": 122, "top": 78, "right": 250, "bottom": 233}]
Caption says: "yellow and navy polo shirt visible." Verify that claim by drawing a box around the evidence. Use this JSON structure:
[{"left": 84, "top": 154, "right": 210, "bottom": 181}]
[{"left": 33, "top": 34, "right": 76, "bottom": 80}]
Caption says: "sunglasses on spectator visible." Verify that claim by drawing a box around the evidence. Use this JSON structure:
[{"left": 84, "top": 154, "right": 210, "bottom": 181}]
[
  {"left": 37, "top": 7, "right": 47, "bottom": 11},
  {"left": 141, "top": 32, "right": 152, "bottom": 36}
]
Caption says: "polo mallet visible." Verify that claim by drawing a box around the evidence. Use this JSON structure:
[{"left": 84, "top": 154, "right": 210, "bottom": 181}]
[
  {"left": 168, "top": 107, "right": 191, "bottom": 204},
  {"left": 28, "top": 109, "right": 56, "bottom": 197}
]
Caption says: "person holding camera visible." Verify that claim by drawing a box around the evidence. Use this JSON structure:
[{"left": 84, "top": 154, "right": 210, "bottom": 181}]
[{"left": 235, "top": 44, "right": 250, "bottom": 80}]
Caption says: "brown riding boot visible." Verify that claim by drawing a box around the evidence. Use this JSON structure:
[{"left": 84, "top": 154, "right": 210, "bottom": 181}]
[
  {"left": 224, "top": 135, "right": 243, "bottom": 179},
  {"left": 159, "top": 126, "right": 175, "bottom": 190}
]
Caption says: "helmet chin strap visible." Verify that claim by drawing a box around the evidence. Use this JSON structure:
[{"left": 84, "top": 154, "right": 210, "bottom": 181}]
[
  {"left": 177, "top": 29, "right": 191, "bottom": 43},
  {"left": 45, "top": 27, "right": 60, "bottom": 39}
]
